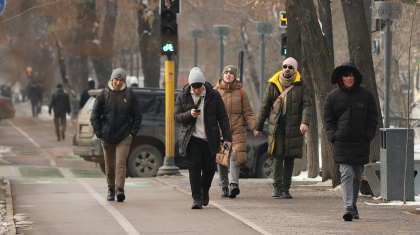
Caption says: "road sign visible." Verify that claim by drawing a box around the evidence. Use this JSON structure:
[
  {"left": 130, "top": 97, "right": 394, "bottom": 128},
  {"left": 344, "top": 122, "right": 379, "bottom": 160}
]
[
  {"left": 0, "top": 0, "right": 6, "bottom": 16},
  {"left": 279, "top": 11, "right": 287, "bottom": 28},
  {"left": 213, "top": 25, "right": 230, "bottom": 37},
  {"left": 188, "top": 29, "right": 204, "bottom": 39},
  {"left": 253, "top": 23, "right": 273, "bottom": 34},
  {"left": 375, "top": 2, "right": 402, "bottom": 19}
]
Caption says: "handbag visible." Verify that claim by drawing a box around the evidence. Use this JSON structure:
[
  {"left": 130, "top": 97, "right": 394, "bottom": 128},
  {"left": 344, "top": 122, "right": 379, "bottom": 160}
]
[{"left": 216, "top": 149, "right": 230, "bottom": 167}]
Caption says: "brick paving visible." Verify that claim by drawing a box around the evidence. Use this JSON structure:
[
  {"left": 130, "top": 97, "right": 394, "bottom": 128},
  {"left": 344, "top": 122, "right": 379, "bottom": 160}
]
[{"left": 158, "top": 173, "right": 420, "bottom": 235}]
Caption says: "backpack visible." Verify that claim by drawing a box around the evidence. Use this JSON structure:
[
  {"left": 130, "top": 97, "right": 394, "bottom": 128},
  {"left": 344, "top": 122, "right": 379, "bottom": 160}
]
[{"left": 102, "top": 87, "right": 132, "bottom": 110}]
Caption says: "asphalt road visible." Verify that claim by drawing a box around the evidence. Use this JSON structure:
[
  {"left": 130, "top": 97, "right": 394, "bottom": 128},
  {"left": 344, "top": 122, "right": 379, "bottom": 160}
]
[{"left": 1, "top": 103, "right": 420, "bottom": 235}]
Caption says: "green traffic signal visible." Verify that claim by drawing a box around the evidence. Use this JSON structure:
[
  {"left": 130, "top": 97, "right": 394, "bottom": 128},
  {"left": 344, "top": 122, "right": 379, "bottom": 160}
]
[
  {"left": 162, "top": 43, "right": 175, "bottom": 52},
  {"left": 283, "top": 48, "right": 287, "bottom": 55}
]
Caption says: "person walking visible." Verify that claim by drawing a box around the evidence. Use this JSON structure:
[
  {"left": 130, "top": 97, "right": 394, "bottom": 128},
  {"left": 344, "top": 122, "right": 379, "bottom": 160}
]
[
  {"left": 90, "top": 68, "right": 143, "bottom": 202},
  {"left": 254, "top": 57, "right": 312, "bottom": 199},
  {"left": 49, "top": 84, "right": 71, "bottom": 141},
  {"left": 174, "top": 67, "right": 232, "bottom": 209},
  {"left": 215, "top": 65, "right": 256, "bottom": 198},
  {"left": 79, "top": 78, "right": 95, "bottom": 109},
  {"left": 27, "top": 82, "right": 42, "bottom": 117},
  {"left": 323, "top": 61, "right": 378, "bottom": 221}
]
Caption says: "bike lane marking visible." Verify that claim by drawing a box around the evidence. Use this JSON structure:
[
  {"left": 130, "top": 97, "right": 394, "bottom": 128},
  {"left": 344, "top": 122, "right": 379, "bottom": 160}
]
[
  {"left": 7, "top": 120, "right": 40, "bottom": 147},
  {"left": 155, "top": 177, "right": 271, "bottom": 235},
  {"left": 77, "top": 179, "right": 140, "bottom": 235}
]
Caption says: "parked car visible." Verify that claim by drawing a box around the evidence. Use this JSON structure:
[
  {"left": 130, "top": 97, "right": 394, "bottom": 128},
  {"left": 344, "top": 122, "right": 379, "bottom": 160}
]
[
  {"left": 73, "top": 87, "right": 271, "bottom": 178},
  {"left": 0, "top": 95, "right": 15, "bottom": 121}
]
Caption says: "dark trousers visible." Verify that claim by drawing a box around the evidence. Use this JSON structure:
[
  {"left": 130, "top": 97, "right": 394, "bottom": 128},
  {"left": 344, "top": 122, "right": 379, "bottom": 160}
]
[
  {"left": 54, "top": 114, "right": 67, "bottom": 138},
  {"left": 31, "top": 101, "right": 39, "bottom": 117},
  {"left": 186, "top": 136, "right": 216, "bottom": 199}
]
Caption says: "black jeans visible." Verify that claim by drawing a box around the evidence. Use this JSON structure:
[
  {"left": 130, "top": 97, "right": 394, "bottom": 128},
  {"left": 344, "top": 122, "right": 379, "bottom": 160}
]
[{"left": 186, "top": 136, "right": 216, "bottom": 199}]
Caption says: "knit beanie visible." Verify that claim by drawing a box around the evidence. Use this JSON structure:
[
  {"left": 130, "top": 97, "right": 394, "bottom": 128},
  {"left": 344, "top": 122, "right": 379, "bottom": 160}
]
[
  {"left": 222, "top": 65, "right": 238, "bottom": 79},
  {"left": 283, "top": 57, "right": 298, "bottom": 71},
  {"left": 130, "top": 76, "right": 139, "bottom": 85},
  {"left": 188, "top": 67, "right": 205, "bottom": 84},
  {"left": 110, "top": 68, "right": 127, "bottom": 81}
]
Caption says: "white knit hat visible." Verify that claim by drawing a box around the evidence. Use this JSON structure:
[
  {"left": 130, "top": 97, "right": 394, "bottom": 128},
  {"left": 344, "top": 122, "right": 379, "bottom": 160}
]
[{"left": 188, "top": 67, "right": 205, "bottom": 84}]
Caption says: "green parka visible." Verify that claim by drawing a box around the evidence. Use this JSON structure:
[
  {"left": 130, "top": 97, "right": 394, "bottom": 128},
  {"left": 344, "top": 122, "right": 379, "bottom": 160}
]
[{"left": 254, "top": 71, "right": 312, "bottom": 158}]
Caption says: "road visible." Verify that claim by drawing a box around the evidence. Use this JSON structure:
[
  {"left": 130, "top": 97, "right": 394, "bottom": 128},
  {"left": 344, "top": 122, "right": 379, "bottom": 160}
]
[{"left": 1, "top": 103, "right": 420, "bottom": 235}]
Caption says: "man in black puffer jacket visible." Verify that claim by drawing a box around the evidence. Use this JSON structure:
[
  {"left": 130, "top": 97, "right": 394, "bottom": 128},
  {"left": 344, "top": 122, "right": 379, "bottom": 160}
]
[
  {"left": 174, "top": 67, "right": 232, "bottom": 209},
  {"left": 90, "top": 68, "right": 142, "bottom": 202},
  {"left": 49, "top": 84, "right": 71, "bottom": 141},
  {"left": 324, "top": 61, "right": 378, "bottom": 221}
]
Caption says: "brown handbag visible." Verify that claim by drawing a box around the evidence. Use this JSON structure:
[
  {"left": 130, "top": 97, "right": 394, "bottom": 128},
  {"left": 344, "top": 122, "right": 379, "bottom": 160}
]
[{"left": 216, "top": 149, "right": 230, "bottom": 167}]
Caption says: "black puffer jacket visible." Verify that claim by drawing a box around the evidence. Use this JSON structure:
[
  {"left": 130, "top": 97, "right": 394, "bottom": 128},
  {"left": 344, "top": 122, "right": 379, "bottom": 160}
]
[
  {"left": 49, "top": 89, "right": 71, "bottom": 116},
  {"left": 90, "top": 82, "right": 142, "bottom": 144},
  {"left": 323, "top": 61, "right": 378, "bottom": 165},
  {"left": 174, "top": 82, "right": 232, "bottom": 157}
]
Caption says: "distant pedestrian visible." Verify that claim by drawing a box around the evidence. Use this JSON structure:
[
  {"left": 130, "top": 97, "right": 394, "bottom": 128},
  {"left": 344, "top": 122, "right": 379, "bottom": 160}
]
[
  {"left": 323, "top": 61, "right": 378, "bottom": 221},
  {"left": 129, "top": 77, "right": 139, "bottom": 87},
  {"left": 174, "top": 67, "right": 232, "bottom": 209},
  {"left": 37, "top": 81, "right": 45, "bottom": 114},
  {"left": 215, "top": 65, "right": 256, "bottom": 199},
  {"left": 79, "top": 78, "right": 95, "bottom": 109},
  {"left": 254, "top": 57, "right": 312, "bottom": 199},
  {"left": 48, "top": 84, "right": 71, "bottom": 141},
  {"left": 28, "top": 82, "right": 42, "bottom": 117},
  {"left": 90, "top": 68, "right": 142, "bottom": 202}
]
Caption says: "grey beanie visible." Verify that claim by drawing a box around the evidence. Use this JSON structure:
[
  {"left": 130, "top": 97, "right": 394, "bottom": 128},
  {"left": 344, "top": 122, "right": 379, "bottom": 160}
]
[
  {"left": 188, "top": 67, "right": 205, "bottom": 84},
  {"left": 110, "top": 68, "right": 127, "bottom": 81}
]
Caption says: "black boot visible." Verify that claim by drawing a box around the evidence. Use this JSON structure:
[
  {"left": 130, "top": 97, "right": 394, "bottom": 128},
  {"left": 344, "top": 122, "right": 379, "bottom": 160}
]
[
  {"left": 221, "top": 187, "right": 229, "bottom": 197},
  {"left": 116, "top": 188, "right": 125, "bottom": 202},
  {"left": 272, "top": 184, "right": 281, "bottom": 197},
  {"left": 353, "top": 205, "right": 359, "bottom": 219},
  {"left": 202, "top": 193, "right": 209, "bottom": 206},
  {"left": 343, "top": 206, "right": 354, "bottom": 221},
  {"left": 107, "top": 188, "right": 115, "bottom": 201},
  {"left": 229, "top": 183, "right": 240, "bottom": 198},
  {"left": 57, "top": 135, "right": 61, "bottom": 141},
  {"left": 191, "top": 195, "right": 202, "bottom": 209},
  {"left": 62, "top": 132, "right": 65, "bottom": 140},
  {"left": 281, "top": 190, "right": 293, "bottom": 199}
]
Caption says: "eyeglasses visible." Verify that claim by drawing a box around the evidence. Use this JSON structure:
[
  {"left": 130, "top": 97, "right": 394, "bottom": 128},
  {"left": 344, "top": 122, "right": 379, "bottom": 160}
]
[
  {"left": 191, "top": 83, "right": 203, "bottom": 89},
  {"left": 283, "top": 65, "right": 294, "bottom": 70}
]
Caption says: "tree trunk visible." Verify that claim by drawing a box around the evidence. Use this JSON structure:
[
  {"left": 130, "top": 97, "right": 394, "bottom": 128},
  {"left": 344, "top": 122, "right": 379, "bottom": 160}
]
[
  {"left": 137, "top": 3, "right": 160, "bottom": 88},
  {"left": 91, "top": 0, "right": 118, "bottom": 87},
  {"left": 293, "top": 0, "right": 339, "bottom": 186},
  {"left": 340, "top": 0, "right": 382, "bottom": 163}
]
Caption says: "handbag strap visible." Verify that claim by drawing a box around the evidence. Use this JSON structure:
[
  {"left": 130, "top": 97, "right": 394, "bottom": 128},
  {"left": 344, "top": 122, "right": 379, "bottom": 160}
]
[
  {"left": 195, "top": 96, "right": 203, "bottom": 108},
  {"left": 272, "top": 85, "right": 294, "bottom": 109},
  {"left": 336, "top": 97, "right": 359, "bottom": 120}
]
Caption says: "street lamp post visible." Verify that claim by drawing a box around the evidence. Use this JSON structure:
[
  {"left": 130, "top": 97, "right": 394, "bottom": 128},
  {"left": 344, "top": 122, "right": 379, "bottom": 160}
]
[
  {"left": 213, "top": 25, "right": 230, "bottom": 76},
  {"left": 253, "top": 22, "right": 273, "bottom": 104},
  {"left": 188, "top": 29, "right": 204, "bottom": 67}
]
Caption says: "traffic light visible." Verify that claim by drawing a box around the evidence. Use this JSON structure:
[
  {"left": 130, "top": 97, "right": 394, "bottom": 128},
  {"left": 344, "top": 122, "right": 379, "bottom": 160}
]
[
  {"left": 279, "top": 11, "right": 287, "bottom": 28},
  {"left": 160, "top": 0, "right": 179, "bottom": 55},
  {"left": 281, "top": 33, "right": 287, "bottom": 55},
  {"left": 26, "top": 66, "right": 32, "bottom": 78}
]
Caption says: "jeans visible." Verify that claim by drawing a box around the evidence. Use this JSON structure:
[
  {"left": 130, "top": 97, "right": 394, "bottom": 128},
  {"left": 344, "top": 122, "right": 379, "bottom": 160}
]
[
  {"left": 100, "top": 135, "right": 132, "bottom": 190},
  {"left": 186, "top": 136, "right": 216, "bottom": 198},
  {"left": 53, "top": 114, "right": 66, "bottom": 138},
  {"left": 217, "top": 150, "right": 240, "bottom": 187},
  {"left": 339, "top": 163, "right": 364, "bottom": 207},
  {"left": 272, "top": 120, "right": 295, "bottom": 190}
]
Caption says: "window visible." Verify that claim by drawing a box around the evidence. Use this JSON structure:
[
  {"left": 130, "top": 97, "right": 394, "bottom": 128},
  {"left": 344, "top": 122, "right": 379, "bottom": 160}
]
[{"left": 136, "top": 93, "right": 155, "bottom": 117}]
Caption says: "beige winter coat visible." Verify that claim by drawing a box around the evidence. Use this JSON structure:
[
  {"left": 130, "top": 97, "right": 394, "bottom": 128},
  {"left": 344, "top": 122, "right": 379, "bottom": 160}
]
[{"left": 215, "top": 79, "right": 256, "bottom": 165}]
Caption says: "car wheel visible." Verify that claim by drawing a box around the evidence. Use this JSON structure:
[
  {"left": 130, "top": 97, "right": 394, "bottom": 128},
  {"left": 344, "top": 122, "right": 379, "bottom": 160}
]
[
  {"left": 256, "top": 152, "right": 273, "bottom": 178},
  {"left": 127, "top": 145, "right": 163, "bottom": 177},
  {"left": 99, "top": 163, "right": 106, "bottom": 175}
]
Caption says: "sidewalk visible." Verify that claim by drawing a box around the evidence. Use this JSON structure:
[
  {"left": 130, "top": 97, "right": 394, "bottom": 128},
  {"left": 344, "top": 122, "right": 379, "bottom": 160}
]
[{"left": 2, "top": 171, "right": 420, "bottom": 234}]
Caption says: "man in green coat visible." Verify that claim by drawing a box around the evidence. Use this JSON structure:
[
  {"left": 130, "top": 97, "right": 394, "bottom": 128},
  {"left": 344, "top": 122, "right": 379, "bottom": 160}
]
[{"left": 254, "top": 57, "right": 312, "bottom": 198}]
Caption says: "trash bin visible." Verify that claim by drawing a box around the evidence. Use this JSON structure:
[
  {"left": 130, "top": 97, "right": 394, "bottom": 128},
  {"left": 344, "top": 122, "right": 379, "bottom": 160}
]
[{"left": 380, "top": 128, "right": 415, "bottom": 201}]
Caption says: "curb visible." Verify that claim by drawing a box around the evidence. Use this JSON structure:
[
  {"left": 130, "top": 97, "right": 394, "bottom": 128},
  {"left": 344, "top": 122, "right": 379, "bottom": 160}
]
[{"left": 4, "top": 178, "right": 16, "bottom": 235}]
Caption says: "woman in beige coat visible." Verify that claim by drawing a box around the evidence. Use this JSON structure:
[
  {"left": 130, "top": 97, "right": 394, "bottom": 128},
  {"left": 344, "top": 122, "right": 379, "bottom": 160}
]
[{"left": 215, "top": 65, "right": 256, "bottom": 198}]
